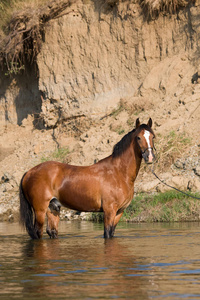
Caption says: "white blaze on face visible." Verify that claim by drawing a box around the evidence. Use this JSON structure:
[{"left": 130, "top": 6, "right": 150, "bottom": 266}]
[{"left": 143, "top": 130, "right": 153, "bottom": 163}]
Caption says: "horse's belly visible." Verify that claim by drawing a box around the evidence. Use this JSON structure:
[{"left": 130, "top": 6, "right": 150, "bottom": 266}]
[
  {"left": 58, "top": 183, "right": 102, "bottom": 212},
  {"left": 59, "top": 197, "right": 102, "bottom": 212}
]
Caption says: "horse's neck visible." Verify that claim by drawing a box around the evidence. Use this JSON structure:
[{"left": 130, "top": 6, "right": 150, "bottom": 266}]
[{"left": 114, "top": 143, "right": 142, "bottom": 184}]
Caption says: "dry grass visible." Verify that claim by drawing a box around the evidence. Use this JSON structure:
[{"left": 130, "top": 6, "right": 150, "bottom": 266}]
[
  {"left": 0, "top": 0, "right": 48, "bottom": 38},
  {"left": 138, "top": 130, "right": 192, "bottom": 175},
  {"left": 0, "top": 0, "right": 75, "bottom": 75},
  {"left": 154, "top": 131, "right": 191, "bottom": 171},
  {"left": 140, "top": 0, "right": 194, "bottom": 19}
]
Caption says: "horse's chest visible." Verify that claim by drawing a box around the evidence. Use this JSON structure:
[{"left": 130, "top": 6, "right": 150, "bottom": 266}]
[{"left": 117, "top": 189, "right": 134, "bottom": 214}]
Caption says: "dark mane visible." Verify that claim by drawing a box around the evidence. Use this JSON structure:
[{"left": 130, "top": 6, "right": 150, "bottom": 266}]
[
  {"left": 112, "top": 129, "right": 136, "bottom": 158},
  {"left": 112, "top": 124, "right": 154, "bottom": 158}
]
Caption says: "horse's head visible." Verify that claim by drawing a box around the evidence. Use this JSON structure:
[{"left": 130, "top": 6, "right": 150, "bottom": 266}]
[{"left": 135, "top": 118, "right": 155, "bottom": 164}]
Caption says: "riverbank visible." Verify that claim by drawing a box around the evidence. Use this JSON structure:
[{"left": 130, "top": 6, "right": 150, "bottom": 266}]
[
  {"left": 88, "top": 191, "right": 200, "bottom": 223},
  {"left": 39, "top": 190, "right": 200, "bottom": 224},
  {"left": 1, "top": 190, "right": 200, "bottom": 223},
  {"left": 122, "top": 191, "right": 200, "bottom": 223}
]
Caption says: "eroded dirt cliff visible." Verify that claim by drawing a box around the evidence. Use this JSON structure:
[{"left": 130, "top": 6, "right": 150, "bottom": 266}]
[{"left": 0, "top": 0, "right": 200, "bottom": 220}]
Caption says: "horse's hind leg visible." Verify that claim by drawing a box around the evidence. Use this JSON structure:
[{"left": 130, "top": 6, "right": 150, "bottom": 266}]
[
  {"left": 46, "top": 209, "right": 60, "bottom": 238},
  {"left": 46, "top": 198, "right": 61, "bottom": 239},
  {"left": 34, "top": 210, "right": 46, "bottom": 239}
]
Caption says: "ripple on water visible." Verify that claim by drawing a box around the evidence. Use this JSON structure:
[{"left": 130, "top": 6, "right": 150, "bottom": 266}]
[{"left": 1, "top": 221, "right": 200, "bottom": 299}]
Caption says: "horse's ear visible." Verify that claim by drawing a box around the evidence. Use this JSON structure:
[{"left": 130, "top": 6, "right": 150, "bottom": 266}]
[
  {"left": 147, "top": 118, "right": 152, "bottom": 128},
  {"left": 136, "top": 118, "right": 140, "bottom": 128}
]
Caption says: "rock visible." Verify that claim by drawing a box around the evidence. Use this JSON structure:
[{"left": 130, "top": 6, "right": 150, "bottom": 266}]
[
  {"left": 73, "top": 214, "right": 80, "bottom": 220},
  {"left": 33, "top": 144, "right": 43, "bottom": 155},
  {"left": 174, "top": 159, "right": 184, "bottom": 169},
  {"left": 138, "top": 179, "right": 159, "bottom": 193},
  {"left": 194, "top": 166, "right": 200, "bottom": 177},
  {"left": 8, "top": 214, "right": 14, "bottom": 222},
  {"left": 191, "top": 178, "right": 200, "bottom": 191},
  {"left": 0, "top": 206, "right": 7, "bottom": 215},
  {"left": 63, "top": 212, "right": 72, "bottom": 220},
  {"left": 171, "top": 176, "right": 189, "bottom": 190},
  {"left": 79, "top": 212, "right": 89, "bottom": 221},
  {"left": 155, "top": 175, "right": 191, "bottom": 193},
  {"left": 1, "top": 173, "right": 10, "bottom": 183}
]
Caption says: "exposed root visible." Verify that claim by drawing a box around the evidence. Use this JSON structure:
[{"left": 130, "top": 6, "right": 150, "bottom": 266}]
[{"left": 0, "top": 0, "right": 75, "bottom": 75}]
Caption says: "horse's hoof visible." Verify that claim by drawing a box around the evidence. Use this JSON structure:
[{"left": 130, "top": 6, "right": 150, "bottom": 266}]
[
  {"left": 46, "top": 228, "right": 58, "bottom": 239},
  {"left": 51, "top": 229, "right": 58, "bottom": 239}
]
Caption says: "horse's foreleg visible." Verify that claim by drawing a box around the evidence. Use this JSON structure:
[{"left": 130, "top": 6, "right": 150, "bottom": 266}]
[
  {"left": 112, "top": 212, "right": 123, "bottom": 237},
  {"left": 104, "top": 211, "right": 124, "bottom": 238},
  {"left": 104, "top": 211, "right": 117, "bottom": 238},
  {"left": 46, "top": 198, "right": 61, "bottom": 239}
]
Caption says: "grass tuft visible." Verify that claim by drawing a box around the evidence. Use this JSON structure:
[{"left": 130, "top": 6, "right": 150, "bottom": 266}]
[
  {"left": 41, "top": 147, "right": 70, "bottom": 163},
  {"left": 153, "top": 131, "right": 191, "bottom": 171},
  {"left": 122, "top": 190, "right": 200, "bottom": 222}
]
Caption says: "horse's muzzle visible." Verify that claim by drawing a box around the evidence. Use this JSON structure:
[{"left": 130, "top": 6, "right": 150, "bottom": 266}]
[{"left": 142, "top": 148, "right": 155, "bottom": 164}]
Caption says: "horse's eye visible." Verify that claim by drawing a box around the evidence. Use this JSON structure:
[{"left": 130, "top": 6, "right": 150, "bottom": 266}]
[{"left": 137, "top": 136, "right": 141, "bottom": 141}]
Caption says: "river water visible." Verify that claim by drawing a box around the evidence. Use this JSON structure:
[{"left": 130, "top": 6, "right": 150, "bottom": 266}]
[{"left": 1, "top": 221, "right": 200, "bottom": 299}]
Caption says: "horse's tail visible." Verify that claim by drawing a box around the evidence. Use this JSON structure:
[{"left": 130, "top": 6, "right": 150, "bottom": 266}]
[{"left": 19, "top": 173, "right": 39, "bottom": 239}]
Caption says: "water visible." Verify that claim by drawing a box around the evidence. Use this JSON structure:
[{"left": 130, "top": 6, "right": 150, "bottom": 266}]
[{"left": 1, "top": 221, "right": 200, "bottom": 299}]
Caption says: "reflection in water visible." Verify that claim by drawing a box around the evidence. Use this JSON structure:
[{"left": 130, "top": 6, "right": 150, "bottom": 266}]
[
  {"left": 1, "top": 221, "right": 200, "bottom": 299},
  {"left": 20, "top": 234, "right": 148, "bottom": 299}
]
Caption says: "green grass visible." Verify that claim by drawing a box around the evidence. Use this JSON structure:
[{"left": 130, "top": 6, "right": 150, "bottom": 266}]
[
  {"left": 122, "top": 190, "right": 200, "bottom": 222},
  {"left": 117, "top": 127, "right": 125, "bottom": 135},
  {"left": 41, "top": 147, "right": 70, "bottom": 163},
  {"left": 163, "top": 131, "right": 191, "bottom": 155},
  {"left": 89, "top": 190, "right": 200, "bottom": 223},
  {"left": 110, "top": 105, "right": 124, "bottom": 118},
  {"left": 90, "top": 212, "right": 104, "bottom": 222}
]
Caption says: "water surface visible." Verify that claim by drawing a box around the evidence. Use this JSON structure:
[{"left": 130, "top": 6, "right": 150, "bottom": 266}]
[{"left": 1, "top": 221, "right": 200, "bottom": 299}]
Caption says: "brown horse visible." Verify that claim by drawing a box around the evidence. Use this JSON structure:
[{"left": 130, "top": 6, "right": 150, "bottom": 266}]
[{"left": 19, "top": 118, "right": 155, "bottom": 239}]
